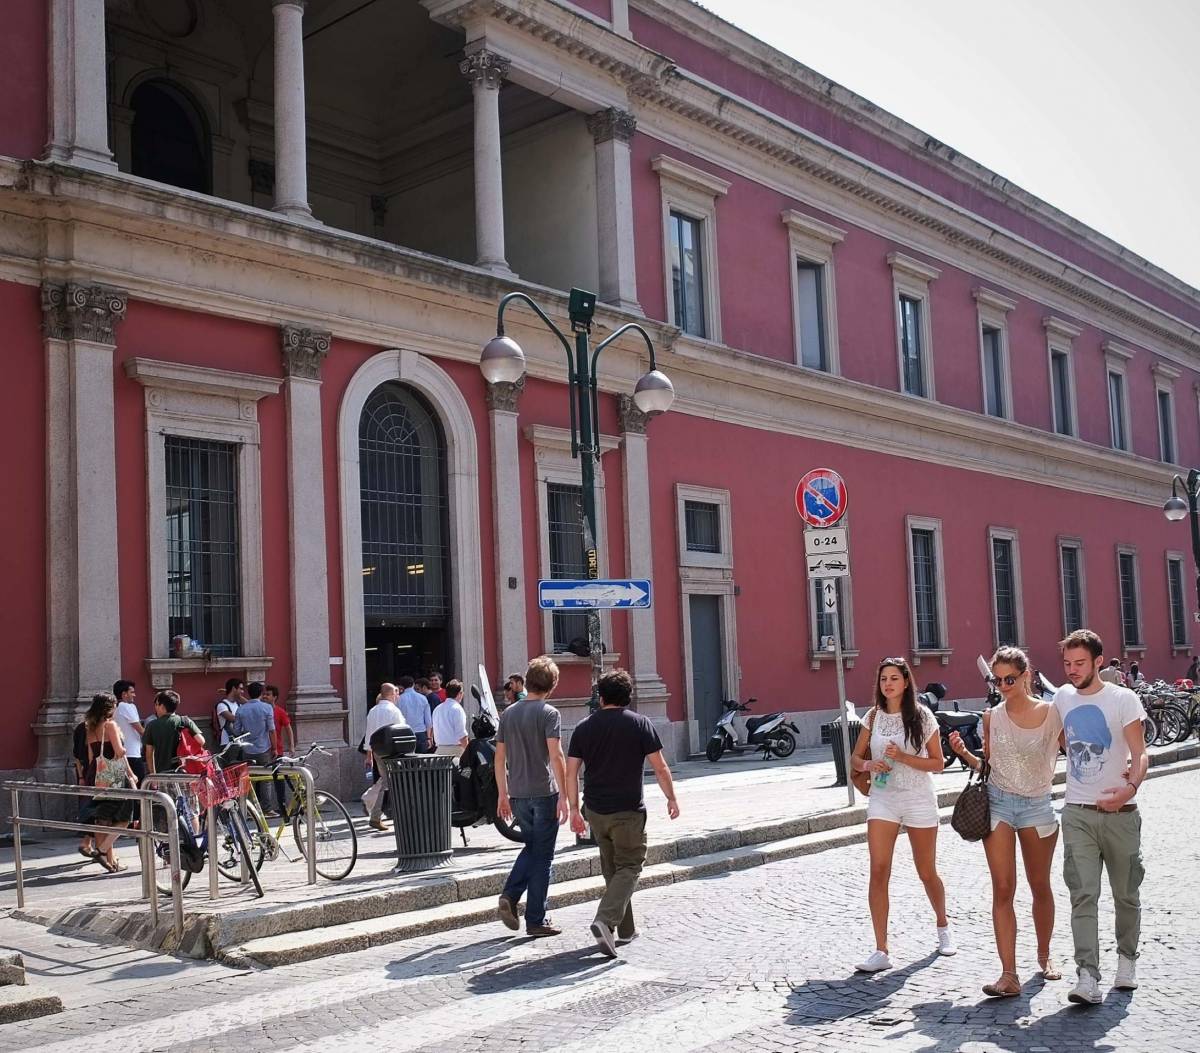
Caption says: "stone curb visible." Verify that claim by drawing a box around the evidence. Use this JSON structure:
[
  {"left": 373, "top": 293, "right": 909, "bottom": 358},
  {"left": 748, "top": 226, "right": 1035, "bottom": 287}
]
[
  {"left": 222, "top": 752, "right": 1200, "bottom": 969},
  {"left": 0, "top": 986, "right": 62, "bottom": 1024}
]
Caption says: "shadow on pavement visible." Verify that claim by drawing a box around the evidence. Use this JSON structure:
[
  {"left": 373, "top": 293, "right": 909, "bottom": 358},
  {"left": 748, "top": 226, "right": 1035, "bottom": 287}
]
[
  {"left": 467, "top": 945, "right": 622, "bottom": 994},
  {"left": 784, "top": 951, "right": 941, "bottom": 1026}
]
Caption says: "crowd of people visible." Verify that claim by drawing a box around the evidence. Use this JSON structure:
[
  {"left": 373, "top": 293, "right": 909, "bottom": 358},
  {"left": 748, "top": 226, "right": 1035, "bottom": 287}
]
[{"left": 849, "top": 629, "right": 1148, "bottom": 1007}]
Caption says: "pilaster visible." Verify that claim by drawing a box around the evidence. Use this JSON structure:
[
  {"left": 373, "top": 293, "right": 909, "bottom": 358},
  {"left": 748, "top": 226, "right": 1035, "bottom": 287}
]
[
  {"left": 487, "top": 377, "right": 529, "bottom": 677},
  {"left": 588, "top": 108, "right": 641, "bottom": 312},
  {"left": 45, "top": 0, "right": 117, "bottom": 171}
]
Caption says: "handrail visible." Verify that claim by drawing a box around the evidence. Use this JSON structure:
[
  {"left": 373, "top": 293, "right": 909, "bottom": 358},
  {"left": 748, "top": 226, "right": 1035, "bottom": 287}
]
[
  {"left": 2, "top": 781, "right": 183, "bottom": 941},
  {"left": 141, "top": 771, "right": 220, "bottom": 900},
  {"left": 247, "top": 762, "right": 317, "bottom": 885}
]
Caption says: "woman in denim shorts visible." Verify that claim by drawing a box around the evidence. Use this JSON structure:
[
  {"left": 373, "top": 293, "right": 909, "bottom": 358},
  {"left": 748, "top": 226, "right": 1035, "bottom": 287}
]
[{"left": 951, "top": 646, "right": 1063, "bottom": 997}]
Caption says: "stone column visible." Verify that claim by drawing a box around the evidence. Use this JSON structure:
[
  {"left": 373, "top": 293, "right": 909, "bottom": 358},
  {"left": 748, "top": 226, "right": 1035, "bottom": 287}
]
[
  {"left": 487, "top": 377, "right": 528, "bottom": 678},
  {"left": 45, "top": 0, "right": 117, "bottom": 171},
  {"left": 280, "top": 325, "right": 345, "bottom": 748},
  {"left": 617, "top": 395, "right": 670, "bottom": 721},
  {"left": 587, "top": 108, "right": 641, "bottom": 311},
  {"left": 459, "top": 50, "right": 514, "bottom": 276},
  {"left": 36, "top": 282, "right": 127, "bottom": 781},
  {"left": 271, "top": 0, "right": 314, "bottom": 219}
]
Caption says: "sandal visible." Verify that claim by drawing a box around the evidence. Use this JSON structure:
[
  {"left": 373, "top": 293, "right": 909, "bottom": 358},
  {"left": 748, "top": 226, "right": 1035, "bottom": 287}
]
[
  {"left": 1038, "top": 957, "right": 1062, "bottom": 981},
  {"left": 98, "top": 856, "right": 127, "bottom": 874},
  {"left": 982, "top": 971, "right": 1021, "bottom": 998}
]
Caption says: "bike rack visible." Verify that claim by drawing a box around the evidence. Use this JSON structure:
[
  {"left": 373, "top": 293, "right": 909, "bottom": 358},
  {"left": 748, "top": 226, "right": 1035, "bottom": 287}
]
[
  {"left": 141, "top": 772, "right": 222, "bottom": 900},
  {"left": 2, "top": 781, "right": 184, "bottom": 941},
  {"left": 246, "top": 762, "right": 318, "bottom": 886}
]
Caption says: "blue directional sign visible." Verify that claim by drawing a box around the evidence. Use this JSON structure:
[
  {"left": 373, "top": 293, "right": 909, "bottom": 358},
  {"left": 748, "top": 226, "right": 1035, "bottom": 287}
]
[{"left": 538, "top": 579, "right": 652, "bottom": 609}]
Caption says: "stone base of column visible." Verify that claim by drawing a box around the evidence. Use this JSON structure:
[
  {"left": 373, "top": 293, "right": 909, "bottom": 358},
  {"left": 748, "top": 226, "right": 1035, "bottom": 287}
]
[
  {"left": 273, "top": 201, "right": 318, "bottom": 222},
  {"left": 477, "top": 258, "right": 517, "bottom": 280},
  {"left": 44, "top": 145, "right": 118, "bottom": 173},
  {"left": 600, "top": 295, "right": 643, "bottom": 314},
  {"left": 631, "top": 675, "right": 670, "bottom": 722},
  {"left": 288, "top": 685, "right": 348, "bottom": 748}
]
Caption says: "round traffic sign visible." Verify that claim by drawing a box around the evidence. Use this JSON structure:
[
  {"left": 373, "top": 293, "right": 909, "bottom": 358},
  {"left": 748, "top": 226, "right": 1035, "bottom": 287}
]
[{"left": 795, "top": 468, "right": 848, "bottom": 527}]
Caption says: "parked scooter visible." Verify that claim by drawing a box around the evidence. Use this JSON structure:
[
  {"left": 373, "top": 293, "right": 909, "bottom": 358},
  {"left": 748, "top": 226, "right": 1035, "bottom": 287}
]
[
  {"left": 705, "top": 698, "right": 800, "bottom": 762},
  {"left": 918, "top": 682, "right": 983, "bottom": 770},
  {"left": 449, "top": 683, "right": 525, "bottom": 846}
]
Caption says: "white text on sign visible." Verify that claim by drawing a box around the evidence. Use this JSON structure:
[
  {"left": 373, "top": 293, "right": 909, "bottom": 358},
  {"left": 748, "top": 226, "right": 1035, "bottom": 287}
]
[{"left": 803, "top": 527, "right": 848, "bottom": 557}]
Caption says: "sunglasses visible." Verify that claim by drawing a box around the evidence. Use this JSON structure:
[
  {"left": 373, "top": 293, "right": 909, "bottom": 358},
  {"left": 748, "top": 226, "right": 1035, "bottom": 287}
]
[
  {"left": 990, "top": 674, "right": 1021, "bottom": 687},
  {"left": 879, "top": 657, "right": 909, "bottom": 672}
]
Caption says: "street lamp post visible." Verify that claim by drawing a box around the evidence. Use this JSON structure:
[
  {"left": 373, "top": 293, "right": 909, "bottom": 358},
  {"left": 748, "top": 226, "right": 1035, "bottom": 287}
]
[
  {"left": 1163, "top": 469, "right": 1200, "bottom": 619},
  {"left": 479, "top": 288, "right": 674, "bottom": 708}
]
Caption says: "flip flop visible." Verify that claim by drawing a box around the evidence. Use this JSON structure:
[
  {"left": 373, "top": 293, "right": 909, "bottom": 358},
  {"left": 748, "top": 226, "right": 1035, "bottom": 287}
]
[
  {"left": 1039, "top": 958, "right": 1063, "bottom": 981},
  {"left": 78, "top": 846, "right": 96, "bottom": 859},
  {"left": 982, "top": 972, "right": 1021, "bottom": 998}
]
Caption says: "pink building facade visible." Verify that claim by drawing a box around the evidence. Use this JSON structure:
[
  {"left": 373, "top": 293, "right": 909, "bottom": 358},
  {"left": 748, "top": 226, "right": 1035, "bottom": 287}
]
[{"left": 3, "top": 0, "right": 1198, "bottom": 796}]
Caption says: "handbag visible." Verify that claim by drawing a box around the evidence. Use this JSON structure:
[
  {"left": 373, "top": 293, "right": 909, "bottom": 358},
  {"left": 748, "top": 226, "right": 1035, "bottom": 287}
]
[
  {"left": 850, "top": 710, "right": 874, "bottom": 797},
  {"left": 93, "top": 747, "right": 128, "bottom": 801},
  {"left": 950, "top": 760, "right": 991, "bottom": 841}
]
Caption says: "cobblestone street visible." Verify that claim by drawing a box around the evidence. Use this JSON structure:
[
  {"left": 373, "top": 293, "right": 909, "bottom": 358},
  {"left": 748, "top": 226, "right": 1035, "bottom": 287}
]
[{"left": 3, "top": 770, "right": 1197, "bottom": 1053}]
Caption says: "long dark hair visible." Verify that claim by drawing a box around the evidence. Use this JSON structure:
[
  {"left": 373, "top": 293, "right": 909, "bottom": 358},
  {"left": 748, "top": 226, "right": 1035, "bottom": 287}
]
[
  {"left": 85, "top": 692, "right": 116, "bottom": 731},
  {"left": 874, "top": 658, "right": 924, "bottom": 751}
]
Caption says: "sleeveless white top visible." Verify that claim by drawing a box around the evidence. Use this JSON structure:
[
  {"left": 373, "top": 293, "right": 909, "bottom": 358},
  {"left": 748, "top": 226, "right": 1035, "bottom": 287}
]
[{"left": 987, "top": 701, "right": 1062, "bottom": 797}]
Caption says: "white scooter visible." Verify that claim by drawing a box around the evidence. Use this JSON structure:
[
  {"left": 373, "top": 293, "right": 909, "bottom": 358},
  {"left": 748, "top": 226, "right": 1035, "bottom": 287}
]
[{"left": 705, "top": 698, "right": 799, "bottom": 762}]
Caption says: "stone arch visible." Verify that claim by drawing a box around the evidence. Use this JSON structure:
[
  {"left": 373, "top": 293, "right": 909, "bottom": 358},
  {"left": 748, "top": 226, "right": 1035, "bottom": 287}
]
[{"left": 338, "top": 349, "right": 483, "bottom": 746}]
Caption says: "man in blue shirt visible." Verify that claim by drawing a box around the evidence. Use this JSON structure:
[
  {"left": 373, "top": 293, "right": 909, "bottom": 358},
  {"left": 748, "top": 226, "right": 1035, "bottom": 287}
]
[
  {"left": 397, "top": 675, "right": 432, "bottom": 752},
  {"left": 233, "top": 682, "right": 277, "bottom": 811}
]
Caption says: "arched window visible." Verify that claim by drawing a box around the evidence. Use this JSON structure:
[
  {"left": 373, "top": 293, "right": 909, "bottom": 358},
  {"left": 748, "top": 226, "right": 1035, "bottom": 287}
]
[{"left": 130, "top": 79, "right": 211, "bottom": 194}]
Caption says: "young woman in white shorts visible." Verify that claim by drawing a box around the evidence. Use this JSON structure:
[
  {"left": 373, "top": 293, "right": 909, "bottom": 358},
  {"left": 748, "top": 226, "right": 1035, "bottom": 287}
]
[
  {"left": 850, "top": 657, "right": 954, "bottom": 973},
  {"left": 950, "top": 646, "right": 1063, "bottom": 997}
]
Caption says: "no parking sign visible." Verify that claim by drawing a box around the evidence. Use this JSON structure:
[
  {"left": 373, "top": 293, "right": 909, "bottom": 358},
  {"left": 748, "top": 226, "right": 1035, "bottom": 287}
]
[{"left": 795, "top": 468, "right": 848, "bottom": 528}]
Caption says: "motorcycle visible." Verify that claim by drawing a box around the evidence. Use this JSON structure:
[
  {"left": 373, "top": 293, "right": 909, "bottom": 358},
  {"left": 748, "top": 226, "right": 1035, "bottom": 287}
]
[
  {"left": 449, "top": 678, "right": 525, "bottom": 846},
  {"left": 918, "top": 681, "right": 983, "bottom": 770},
  {"left": 705, "top": 698, "right": 799, "bottom": 762}
]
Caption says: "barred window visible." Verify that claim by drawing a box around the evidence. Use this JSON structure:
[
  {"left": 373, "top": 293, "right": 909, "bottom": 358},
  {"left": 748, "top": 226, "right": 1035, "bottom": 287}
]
[
  {"left": 1060, "top": 543, "right": 1084, "bottom": 633},
  {"left": 165, "top": 436, "right": 241, "bottom": 656},
  {"left": 911, "top": 527, "right": 941, "bottom": 649},
  {"left": 1168, "top": 556, "right": 1188, "bottom": 647},
  {"left": 1118, "top": 550, "right": 1141, "bottom": 646},
  {"left": 992, "top": 537, "right": 1017, "bottom": 645},
  {"left": 684, "top": 500, "right": 721, "bottom": 553},
  {"left": 899, "top": 295, "right": 926, "bottom": 397},
  {"left": 547, "top": 482, "right": 589, "bottom": 652}
]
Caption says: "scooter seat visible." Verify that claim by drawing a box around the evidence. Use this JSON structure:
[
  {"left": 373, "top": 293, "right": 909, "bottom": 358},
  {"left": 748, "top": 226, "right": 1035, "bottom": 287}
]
[
  {"left": 938, "top": 711, "right": 979, "bottom": 728},
  {"left": 746, "top": 714, "right": 780, "bottom": 733}
]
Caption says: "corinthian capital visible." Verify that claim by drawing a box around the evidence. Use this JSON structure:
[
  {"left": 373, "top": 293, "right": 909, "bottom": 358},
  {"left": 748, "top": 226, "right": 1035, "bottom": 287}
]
[
  {"left": 586, "top": 108, "right": 637, "bottom": 145},
  {"left": 41, "top": 282, "right": 128, "bottom": 345},
  {"left": 280, "top": 323, "right": 332, "bottom": 379},
  {"left": 486, "top": 375, "right": 525, "bottom": 413},
  {"left": 617, "top": 394, "right": 649, "bottom": 435},
  {"left": 459, "top": 50, "right": 510, "bottom": 90}
]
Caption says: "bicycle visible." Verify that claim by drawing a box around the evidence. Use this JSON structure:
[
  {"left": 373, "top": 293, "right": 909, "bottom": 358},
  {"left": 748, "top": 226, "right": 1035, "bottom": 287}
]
[
  {"left": 240, "top": 743, "right": 358, "bottom": 881},
  {"left": 151, "top": 734, "right": 264, "bottom": 897}
]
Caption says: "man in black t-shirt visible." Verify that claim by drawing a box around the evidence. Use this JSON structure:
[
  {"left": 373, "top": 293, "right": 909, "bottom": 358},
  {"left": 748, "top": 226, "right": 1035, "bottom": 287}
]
[{"left": 566, "top": 669, "right": 679, "bottom": 958}]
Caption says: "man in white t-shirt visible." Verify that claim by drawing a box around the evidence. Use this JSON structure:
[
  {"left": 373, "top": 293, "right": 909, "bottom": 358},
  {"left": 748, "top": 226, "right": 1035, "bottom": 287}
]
[
  {"left": 1054, "top": 629, "right": 1148, "bottom": 1005},
  {"left": 113, "top": 678, "right": 146, "bottom": 782},
  {"left": 430, "top": 679, "right": 469, "bottom": 758},
  {"left": 364, "top": 684, "right": 407, "bottom": 831}
]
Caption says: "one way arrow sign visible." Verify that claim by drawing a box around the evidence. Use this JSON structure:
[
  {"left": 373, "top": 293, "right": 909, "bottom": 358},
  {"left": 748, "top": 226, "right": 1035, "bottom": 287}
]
[
  {"left": 538, "top": 579, "right": 653, "bottom": 609},
  {"left": 821, "top": 580, "right": 838, "bottom": 613}
]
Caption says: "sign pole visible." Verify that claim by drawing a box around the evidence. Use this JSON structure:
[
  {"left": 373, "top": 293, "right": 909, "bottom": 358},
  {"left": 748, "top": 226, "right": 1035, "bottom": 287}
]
[{"left": 832, "top": 601, "right": 855, "bottom": 807}]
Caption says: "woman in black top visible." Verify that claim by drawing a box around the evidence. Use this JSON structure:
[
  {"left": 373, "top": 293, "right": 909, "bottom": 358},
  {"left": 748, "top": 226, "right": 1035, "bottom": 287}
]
[{"left": 84, "top": 693, "right": 137, "bottom": 873}]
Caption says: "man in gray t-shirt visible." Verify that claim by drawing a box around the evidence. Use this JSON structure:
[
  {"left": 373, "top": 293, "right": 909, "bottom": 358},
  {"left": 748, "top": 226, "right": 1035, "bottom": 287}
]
[{"left": 495, "top": 656, "right": 568, "bottom": 937}]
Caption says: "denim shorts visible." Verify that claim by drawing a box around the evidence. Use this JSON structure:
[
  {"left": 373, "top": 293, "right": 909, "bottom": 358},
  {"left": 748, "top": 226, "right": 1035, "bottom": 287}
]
[{"left": 988, "top": 784, "right": 1056, "bottom": 834}]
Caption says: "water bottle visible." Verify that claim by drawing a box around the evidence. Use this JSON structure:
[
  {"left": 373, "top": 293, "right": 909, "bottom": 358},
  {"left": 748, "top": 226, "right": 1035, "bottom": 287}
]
[{"left": 873, "top": 759, "right": 893, "bottom": 790}]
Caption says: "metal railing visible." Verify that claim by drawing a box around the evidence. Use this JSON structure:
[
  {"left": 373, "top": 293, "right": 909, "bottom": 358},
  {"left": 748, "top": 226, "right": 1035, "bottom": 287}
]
[
  {"left": 3, "top": 781, "right": 184, "bottom": 940},
  {"left": 141, "top": 771, "right": 224, "bottom": 899},
  {"left": 246, "top": 762, "right": 318, "bottom": 886}
]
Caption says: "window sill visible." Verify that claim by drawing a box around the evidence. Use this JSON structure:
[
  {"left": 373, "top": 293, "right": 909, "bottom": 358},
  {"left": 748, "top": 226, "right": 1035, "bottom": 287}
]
[
  {"left": 1121, "top": 645, "right": 1146, "bottom": 657},
  {"left": 145, "top": 655, "right": 274, "bottom": 690},
  {"left": 911, "top": 649, "right": 952, "bottom": 667},
  {"left": 809, "top": 649, "right": 859, "bottom": 671},
  {"left": 1171, "top": 645, "right": 1192, "bottom": 658},
  {"left": 547, "top": 652, "right": 622, "bottom": 668}
]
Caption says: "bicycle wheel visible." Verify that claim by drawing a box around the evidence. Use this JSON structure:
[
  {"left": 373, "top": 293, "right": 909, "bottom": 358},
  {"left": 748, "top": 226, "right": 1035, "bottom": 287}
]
[
  {"left": 1163, "top": 704, "right": 1190, "bottom": 744},
  {"left": 152, "top": 809, "right": 193, "bottom": 895},
  {"left": 1142, "top": 712, "right": 1158, "bottom": 747},
  {"left": 226, "top": 805, "right": 264, "bottom": 897},
  {"left": 1151, "top": 705, "right": 1185, "bottom": 746},
  {"left": 292, "top": 791, "right": 358, "bottom": 880},
  {"left": 215, "top": 805, "right": 265, "bottom": 881},
  {"left": 241, "top": 800, "right": 282, "bottom": 863}
]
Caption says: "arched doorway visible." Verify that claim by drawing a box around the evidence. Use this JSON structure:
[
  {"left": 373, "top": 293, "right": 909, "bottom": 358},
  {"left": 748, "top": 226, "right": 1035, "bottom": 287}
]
[
  {"left": 130, "top": 79, "right": 211, "bottom": 193},
  {"left": 358, "top": 382, "right": 451, "bottom": 699}
]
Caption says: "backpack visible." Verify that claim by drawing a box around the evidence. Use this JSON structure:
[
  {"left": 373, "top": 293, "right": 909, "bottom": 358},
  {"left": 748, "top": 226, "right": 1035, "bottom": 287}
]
[
  {"left": 212, "top": 699, "right": 234, "bottom": 743},
  {"left": 177, "top": 722, "right": 207, "bottom": 775}
]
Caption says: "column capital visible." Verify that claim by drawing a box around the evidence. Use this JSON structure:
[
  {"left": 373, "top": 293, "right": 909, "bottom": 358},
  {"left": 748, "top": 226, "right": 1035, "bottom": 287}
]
[
  {"left": 281, "top": 323, "right": 332, "bottom": 379},
  {"left": 271, "top": 0, "right": 307, "bottom": 9},
  {"left": 587, "top": 108, "right": 637, "bottom": 145},
  {"left": 41, "top": 282, "right": 127, "bottom": 344},
  {"left": 616, "top": 394, "right": 649, "bottom": 435},
  {"left": 459, "top": 49, "right": 510, "bottom": 90},
  {"left": 486, "top": 376, "right": 525, "bottom": 413}
]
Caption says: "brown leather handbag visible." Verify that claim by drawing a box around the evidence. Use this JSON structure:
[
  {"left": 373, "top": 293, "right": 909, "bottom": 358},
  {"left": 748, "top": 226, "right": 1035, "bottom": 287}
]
[
  {"left": 950, "top": 760, "right": 991, "bottom": 841},
  {"left": 850, "top": 710, "right": 874, "bottom": 797}
]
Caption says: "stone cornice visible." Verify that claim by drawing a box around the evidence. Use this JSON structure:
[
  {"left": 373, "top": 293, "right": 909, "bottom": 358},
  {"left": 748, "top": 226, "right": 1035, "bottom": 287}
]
[
  {"left": 486, "top": 375, "right": 525, "bottom": 412},
  {"left": 887, "top": 252, "right": 941, "bottom": 284},
  {"left": 1043, "top": 316, "right": 1083, "bottom": 341},
  {"left": 973, "top": 287, "right": 1018, "bottom": 314},
  {"left": 280, "top": 323, "right": 332, "bottom": 380},
  {"left": 651, "top": 154, "right": 730, "bottom": 198},
  {"left": 780, "top": 209, "right": 845, "bottom": 245},
  {"left": 124, "top": 358, "right": 282, "bottom": 401},
  {"left": 41, "top": 281, "right": 127, "bottom": 344},
  {"left": 587, "top": 107, "right": 638, "bottom": 145},
  {"left": 1152, "top": 361, "right": 1182, "bottom": 382},
  {"left": 1102, "top": 339, "right": 1135, "bottom": 365},
  {"left": 523, "top": 423, "right": 622, "bottom": 455}
]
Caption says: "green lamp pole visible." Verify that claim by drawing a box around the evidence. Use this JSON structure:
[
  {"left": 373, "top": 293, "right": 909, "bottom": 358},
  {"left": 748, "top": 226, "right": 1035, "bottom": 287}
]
[
  {"left": 479, "top": 288, "right": 674, "bottom": 708},
  {"left": 1163, "top": 469, "right": 1200, "bottom": 619}
]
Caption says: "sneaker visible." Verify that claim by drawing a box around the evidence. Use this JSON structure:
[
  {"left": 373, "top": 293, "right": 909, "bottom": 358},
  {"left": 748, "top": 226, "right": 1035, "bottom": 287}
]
[
  {"left": 367, "top": 818, "right": 389, "bottom": 832},
  {"left": 497, "top": 895, "right": 519, "bottom": 931},
  {"left": 616, "top": 930, "right": 640, "bottom": 945},
  {"left": 937, "top": 925, "right": 957, "bottom": 956},
  {"left": 1068, "top": 971, "right": 1103, "bottom": 1005},
  {"left": 526, "top": 920, "right": 562, "bottom": 938},
  {"left": 855, "top": 950, "right": 893, "bottom": 973},
  {"left": 1113, "top": 955, "right": 1138, "bottom": 990},
  {"left": 591, "top": 921, "right": 618, "bottom": 959}
]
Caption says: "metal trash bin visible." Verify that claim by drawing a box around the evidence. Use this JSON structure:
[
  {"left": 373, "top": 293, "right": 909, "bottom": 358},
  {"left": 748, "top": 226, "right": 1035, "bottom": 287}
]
[
  {"left": 384, "top": 754, "right": 455, "bottom": 872},
  {"left": 824, "top": 720, "right": 864, "bottom": 786}
]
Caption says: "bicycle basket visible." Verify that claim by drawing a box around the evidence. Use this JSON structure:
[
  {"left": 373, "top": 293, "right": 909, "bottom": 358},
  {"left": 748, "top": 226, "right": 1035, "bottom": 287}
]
[{"left": 197, "top": 762, "right": 250, "bottom": 811}]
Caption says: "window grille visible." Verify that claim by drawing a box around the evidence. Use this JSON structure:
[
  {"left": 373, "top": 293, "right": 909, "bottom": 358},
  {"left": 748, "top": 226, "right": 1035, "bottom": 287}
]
[
  {"left": 911, "top": 528, "right": 941, "bottom": 649},
  {"left": 1118, "top": 551, "right": 1140, "bottom": 646},
  {"left": 1060, "top": 544, "right": 1083, "bottom": 633},
  {"left": 1168, "top": 557, "right": 1188, "bottom": 646},
  {"left": 992, "top": 537, "right": 1017, "bottom": 645},
  {"left": 547, "top": 482, "right": 589, "bottom": 651},
  {"left": 684, "top": 500, "right": 721, "bottom": 553},
  {"left": 899, "top": 295, "right": 925, "bottom": 397}
]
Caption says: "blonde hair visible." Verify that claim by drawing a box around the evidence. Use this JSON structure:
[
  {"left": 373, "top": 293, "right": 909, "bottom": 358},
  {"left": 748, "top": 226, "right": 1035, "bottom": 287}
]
[
  {"left": 991, "top": 646, "right": 1029, "bottom": 673},
  {"left": 524, "top": 656, "right": 560, "bottom": 695}
]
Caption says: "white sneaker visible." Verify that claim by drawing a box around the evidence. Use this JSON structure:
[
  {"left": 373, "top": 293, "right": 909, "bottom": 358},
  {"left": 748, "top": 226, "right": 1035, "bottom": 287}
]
[
  {"left": 1068, "top": 971, "right": 1103, "bottom": 1005},
  {"left": 590, "top": 921, "right": 618, "bottom": 959},
  {"left": 1113, "top": 955, "right": 1138, "bottom": 990},
  {"left": 615, "top": 930, "right": 640, "bottom": 945},
  {"left": 937, "top": 925, "right": 957, "bottom": 956},
  {"left": 855, "top": 949, "right": 893, "bottom": 973}
]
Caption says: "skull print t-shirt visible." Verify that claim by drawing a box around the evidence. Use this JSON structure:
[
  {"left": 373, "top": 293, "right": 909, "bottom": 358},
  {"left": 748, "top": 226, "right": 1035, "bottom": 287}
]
[{"left": 1053, "top": 683, "right": 1146, "bottom": 805}]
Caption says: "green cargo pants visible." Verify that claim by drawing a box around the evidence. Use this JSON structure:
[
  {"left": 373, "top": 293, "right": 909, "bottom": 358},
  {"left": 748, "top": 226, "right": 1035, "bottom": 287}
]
[
  {"left": 586, "top": 808, "right": 647, "bottom": 938},
  {"left": 1061, "top": 804, "right": 1145, "bottom": 980}
]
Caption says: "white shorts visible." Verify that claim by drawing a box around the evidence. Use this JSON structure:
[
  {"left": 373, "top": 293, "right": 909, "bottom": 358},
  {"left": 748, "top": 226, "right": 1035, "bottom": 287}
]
[{"left": 866, "top": 786, "right": 940, "bottom": 829}]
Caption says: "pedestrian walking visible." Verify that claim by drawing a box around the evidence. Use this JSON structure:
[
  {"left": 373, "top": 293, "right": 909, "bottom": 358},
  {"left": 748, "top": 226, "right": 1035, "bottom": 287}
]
[
  {"left": 565, "top": 669, "right": 679, "bottom": 958},
  {"left": 430, "top": 679, "right": 469, "bottom": 757},
  {"left": 1098, "top": 659, "right": 1126, "bottom": 687},
  {"left": 112, "top": 679, "right": 147, "bottom": 785},
  {"left": 234, "top": 682, "right": 278, "bottom": 812},
  {"left": 364, "top": 684, "right": 406, "bottom": 831},
  {"left": 396, "top": 675, "right": 432, "bottom": 752},
  {"left": 265, "top": 684, "right": 295, "bottom": 814},
  {"left": 216, "top": 678, "right": 245, "bottom": 757},
  {"left": 143, "top": 690, "right": 205, "bottom": 774},
  {"left": 949, "top": 647, "right": 1064, "bottom": 997},
  {"left": 495, "top": 656, "right": 569, "bottom": 938},
  {"left": 851, "top": 656, "right": 955, "bottom": 972},
  {"left": 1055, "top": 629, "right": 1148, "bottom": 1004},
  {"left": 84, "top": 693, "right": 138, "bottom": 873},
  {"left": 72, "top": 717, "right": 97, "bottom": 858}
]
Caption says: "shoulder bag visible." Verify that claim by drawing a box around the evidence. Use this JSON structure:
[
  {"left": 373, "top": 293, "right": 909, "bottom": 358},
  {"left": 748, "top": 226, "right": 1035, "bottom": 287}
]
[
  {"left": 950, "top": 760, "right": 991, "bottom": 842},
  {"left": 850, "top": 709, "right": 875, "bottom": 797}
]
